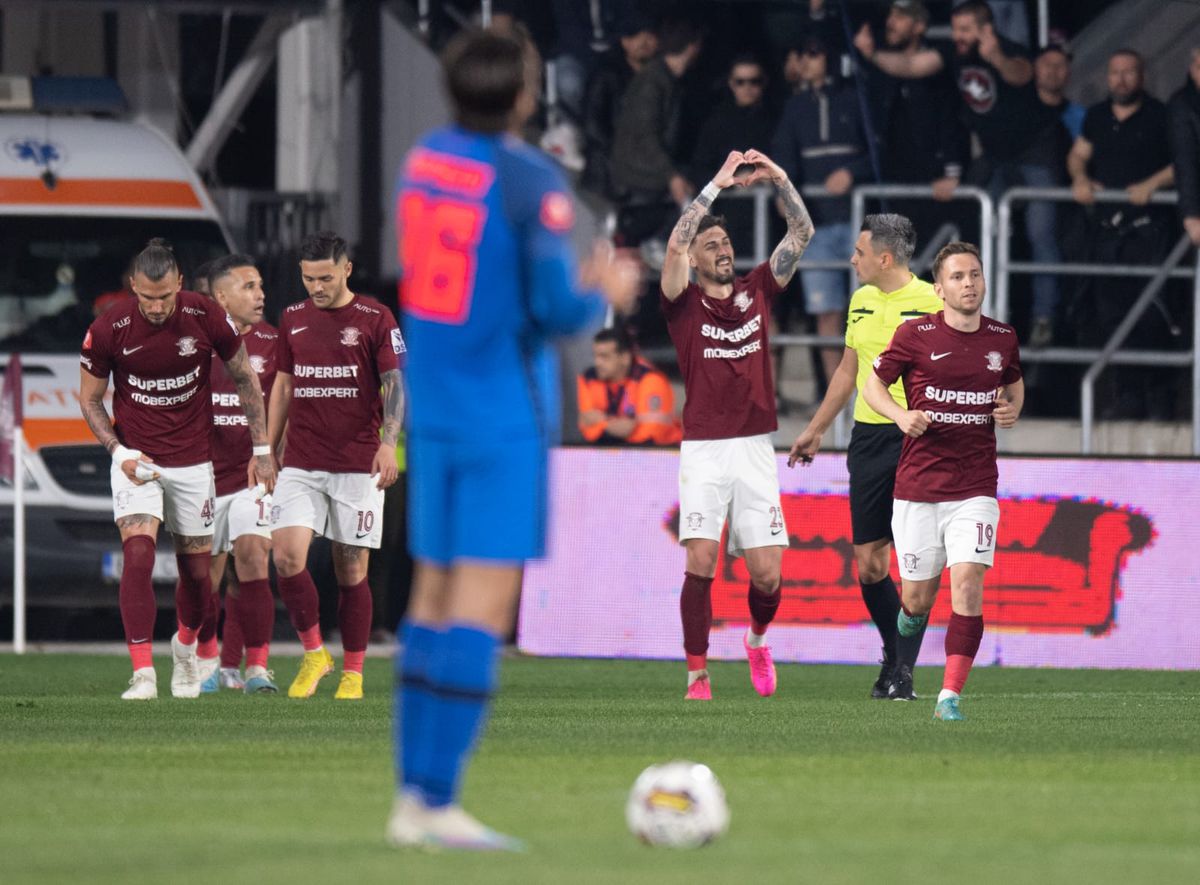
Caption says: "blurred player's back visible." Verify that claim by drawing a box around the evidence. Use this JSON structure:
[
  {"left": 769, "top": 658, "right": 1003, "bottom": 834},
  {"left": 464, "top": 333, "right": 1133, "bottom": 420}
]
[
  {"left": 389, "top": 28, "right": 640, "bottom": 853},
  {"left": 399, "top": 125, "right": 595, "bottom": 441}
]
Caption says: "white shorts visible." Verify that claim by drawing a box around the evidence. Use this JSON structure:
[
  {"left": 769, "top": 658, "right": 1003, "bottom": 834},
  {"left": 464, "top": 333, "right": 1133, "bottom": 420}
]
[
  {"left": 111, "top": 461, "right": 216, "bottom": 537},
  {"left": 212, "top": 487, "right": 272, "bottom": 553},
  {"left": 678, "top": 433, "right": 786, "bottom": 558},
  {"left": 270, "top": 467, "right": 385, "bottom": 549},
  {"left": 892, "top": 496, "right": 1000, "bottom": 581}
]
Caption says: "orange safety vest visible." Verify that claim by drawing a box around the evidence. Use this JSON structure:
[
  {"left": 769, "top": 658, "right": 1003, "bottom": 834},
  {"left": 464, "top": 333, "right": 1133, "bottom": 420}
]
[{"left": 576, "top": 359, "right": 681, "bottom": 445}]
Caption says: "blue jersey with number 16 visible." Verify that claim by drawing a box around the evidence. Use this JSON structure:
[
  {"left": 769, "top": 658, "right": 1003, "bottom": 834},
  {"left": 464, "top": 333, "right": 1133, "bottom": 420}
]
[{"left": 397, "top": 125, "right": 604, "bottom": 443}]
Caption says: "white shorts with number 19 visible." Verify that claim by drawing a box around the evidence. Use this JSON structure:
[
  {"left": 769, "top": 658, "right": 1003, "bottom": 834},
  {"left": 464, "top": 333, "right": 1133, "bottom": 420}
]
[
  {"left": 212, "top": 486, "right": 272, "bottom": 553},
  {"left": 677, "top": 433, "right": 787, "bottom": 558},
  {"left": 269, "top": 467, "right": 384, "bottom": 549},
  {"left": 892, "top": 496, "right": 1000, "bottom": 581}
]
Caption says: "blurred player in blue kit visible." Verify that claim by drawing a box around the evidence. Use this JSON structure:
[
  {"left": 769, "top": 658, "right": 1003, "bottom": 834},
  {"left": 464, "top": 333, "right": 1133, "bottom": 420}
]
[{"left": 387, "top": 28, "right": 639, "bottom": 851}]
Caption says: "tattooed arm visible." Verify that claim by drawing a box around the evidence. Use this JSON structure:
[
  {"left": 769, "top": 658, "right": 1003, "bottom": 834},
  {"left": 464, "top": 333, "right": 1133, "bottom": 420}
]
[
  {"left": 661, "top": 151, "right": 748, "bottom": 300},
  {"left": 79, "top": 368, "right": 118, "bottom": 454},
  {"left": 371, "top": 368, "right": 404, "bottom": 490},
  {"left": 379, "top": 368, "right": 405, "bottom": 447},
  {"left": 769, "top": 174, "right": 815, "bottom": 288},
  {"left": 223, "top": 341, "right": 277, "bottom": 494},
  {"left": 81, "top": 367, "right": 160, "bottom": 485},
  {"left": 741, "top": 149, "right": 815, "bottom": 288}
]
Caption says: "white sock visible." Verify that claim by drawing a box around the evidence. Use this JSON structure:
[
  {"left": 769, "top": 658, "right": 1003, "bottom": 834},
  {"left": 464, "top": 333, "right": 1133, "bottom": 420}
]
[
  {"left": 745, "top": 628, "right": 766, "bottom": 649},
  {"left": 937, "top": 689, "right": 960, "bottom": 703},
  {"left": 687, "top": 668, "right": 709, "bottom": 686}
]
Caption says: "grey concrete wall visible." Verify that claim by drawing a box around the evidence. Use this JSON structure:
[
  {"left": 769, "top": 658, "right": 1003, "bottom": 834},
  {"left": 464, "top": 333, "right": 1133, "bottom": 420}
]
[{"left": 378, "top": 9, "right": 449, "bottom": 278}]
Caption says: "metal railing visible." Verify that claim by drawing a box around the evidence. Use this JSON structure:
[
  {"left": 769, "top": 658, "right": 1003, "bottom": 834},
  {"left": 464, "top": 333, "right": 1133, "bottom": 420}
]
[
  {"left": 995, "top": 187, "right": 1199, "bottom": 454},
  {"left": 850, "top": 183, "right": 995, "bottom": 283},
  {"left": 995, "top": 187, "right": 1188, "bottom": 323},
  {"left": 613, "top": 183, "right": 996, "bottom": 449},
  {"left": 609, "top": 180, "right": 1197, "bottom": 453},
  {"left": 720, "top": 185, "right": 858, "bottom": 446}
]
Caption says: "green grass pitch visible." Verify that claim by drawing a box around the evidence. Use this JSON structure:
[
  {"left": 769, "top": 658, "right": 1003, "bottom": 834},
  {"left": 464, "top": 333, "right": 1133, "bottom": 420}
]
[{"left": 1, "top": 654, "right": 1198, "bottom": 884}]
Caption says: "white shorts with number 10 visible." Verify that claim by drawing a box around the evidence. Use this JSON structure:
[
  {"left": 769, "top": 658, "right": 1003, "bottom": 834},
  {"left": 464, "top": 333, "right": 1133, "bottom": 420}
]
[
  {"left": 212, "top": 486, "right": 272, "bottom": 553},
  {"left": 270, "top": 467, "right": 384, "bottom": 549},
  {"left": 678, "top": 433, "right": 787, "bottom": 558},
  {"left": 892, "top": 496, "right": 1000, "bottom": 581}
]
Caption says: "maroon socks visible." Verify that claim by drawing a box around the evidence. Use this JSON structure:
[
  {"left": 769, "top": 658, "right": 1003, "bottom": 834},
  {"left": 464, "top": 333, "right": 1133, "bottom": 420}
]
[
  {"left": 680, "top": 572, "right": 713, "bottom": 670},
  {"left": 278, "top": 570, "right": 321, "bottom": 634},
  {"left": 120, "top": 535, "right": 157, "bottom": 669}
]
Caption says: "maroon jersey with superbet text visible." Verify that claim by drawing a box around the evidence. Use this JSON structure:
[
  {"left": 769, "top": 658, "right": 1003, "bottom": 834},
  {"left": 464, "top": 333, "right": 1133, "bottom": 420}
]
[
  {"left": 276, "top": 295, "right": 403, "bottom": 473},
  {"left": 80, "top": 289, "right": 240, "bottom": 467},
  {"left": 873, "top": 311, "right": 1022, "bottom": 503},
  {"left": 660, "top": 262, "right": 782, "bottom": 441},
  {"left": 210, "top": 321, "right": 278, "bottom": 497}
]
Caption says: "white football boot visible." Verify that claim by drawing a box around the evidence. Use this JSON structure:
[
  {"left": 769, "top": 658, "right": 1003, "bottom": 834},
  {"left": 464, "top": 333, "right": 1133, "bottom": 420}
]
[
  {"left": 121, "top": 667, "right": 158, "bottom": 700},
  {"left": 170, "top": 633, "right": 202, "bottom": 699}
]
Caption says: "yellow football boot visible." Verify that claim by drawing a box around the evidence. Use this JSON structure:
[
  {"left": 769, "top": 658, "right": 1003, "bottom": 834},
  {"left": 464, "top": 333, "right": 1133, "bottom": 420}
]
[
  {"left": 288, "top": 646, "right": 334, "bottom": 698},
  {"left": 334, "top": 670, "right": 364, "bottom": 700}
]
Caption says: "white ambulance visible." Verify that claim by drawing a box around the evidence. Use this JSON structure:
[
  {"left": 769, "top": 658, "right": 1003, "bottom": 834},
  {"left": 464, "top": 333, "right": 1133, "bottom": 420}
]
[{"left": 0, "top": 79, "right": 233, "bottom": 608}]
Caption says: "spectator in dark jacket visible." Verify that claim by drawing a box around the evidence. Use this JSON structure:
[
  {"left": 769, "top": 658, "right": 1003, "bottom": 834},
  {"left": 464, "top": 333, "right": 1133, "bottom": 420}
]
[
  {"left": 1035, "top": 44, "right": 1085, "bottom": 141},
  {"left": 857, "top": 0, "right": 1066, "bottom": 346},
  {"left": 610, "top": 19, "right": 703, "bottom": 205},
  {"left": 688, "top": 55, "right": 776, "bottom": 255},
  {"left": 857, "top": 1, "right": 969, "bottom": 263},
  {"left": 769, "top": 0, "right": 844, "bottom": 92},
  {"left": 1169, "top": 47, "right": 1200, "bottom": 246},
  {"left": 1067, "top": 49, "right": 1177, "bottom": 418},
  {"left": 863, "top": 1, "right": 967, "bottom": 194},
  {"left": 580, "top": 17, "right": 658, "bottom": 198},
  {"left": 773, "top": 34, "right": 870, "bottom": 383}
]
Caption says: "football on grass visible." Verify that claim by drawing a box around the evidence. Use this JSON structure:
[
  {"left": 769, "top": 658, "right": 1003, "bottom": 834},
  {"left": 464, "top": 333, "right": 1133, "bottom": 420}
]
[{"left": 625, "top": 760, "right": 730, "bottom": 848}]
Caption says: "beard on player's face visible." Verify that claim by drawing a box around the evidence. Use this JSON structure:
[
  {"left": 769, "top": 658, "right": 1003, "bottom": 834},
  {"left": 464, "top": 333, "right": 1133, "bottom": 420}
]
[
  {"left": 701, "top": 256, "right": 735, "bottom": 285},
  {"left": 140, "top": 303, "right": 172, "bottom": 324}
]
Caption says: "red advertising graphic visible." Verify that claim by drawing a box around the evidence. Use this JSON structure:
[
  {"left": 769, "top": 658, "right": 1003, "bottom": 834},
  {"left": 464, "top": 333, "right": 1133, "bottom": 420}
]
[{"left": 666, "top": 493, "right": 1154, "bottom": 635}]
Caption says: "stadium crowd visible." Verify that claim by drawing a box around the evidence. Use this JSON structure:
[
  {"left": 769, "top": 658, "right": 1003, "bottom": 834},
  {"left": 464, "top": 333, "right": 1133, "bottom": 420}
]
[{"left": 489, "top": 0, "right": 1200, "bottom": 421}]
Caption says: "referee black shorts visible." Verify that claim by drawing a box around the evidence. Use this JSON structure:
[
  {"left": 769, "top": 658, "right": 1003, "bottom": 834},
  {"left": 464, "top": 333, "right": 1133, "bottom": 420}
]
[{"left": 846, "top": 421, "right": 904, "bottom": 546}]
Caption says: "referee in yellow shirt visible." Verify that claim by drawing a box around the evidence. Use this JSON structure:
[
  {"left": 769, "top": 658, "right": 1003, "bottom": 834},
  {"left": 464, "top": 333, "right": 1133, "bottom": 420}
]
[{"left": 788, "top": 214, "right": 942, "bottom": 700}]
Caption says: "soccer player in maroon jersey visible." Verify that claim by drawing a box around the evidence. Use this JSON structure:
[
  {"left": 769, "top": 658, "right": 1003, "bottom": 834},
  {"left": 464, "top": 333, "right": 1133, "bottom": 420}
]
[
  {"left": 268, "top": 231, "right": 405, "bottom": 700},
  {"left": 661, "top": 148, "right": 814, "bottom": 700},
  {"left": 863, "top": 241, "right": 1023, "bottom": 721},
  {"left": 194, "top": 254, "right": 280, "bottom": 694},
  {"left": 79, "top": 239, "right": 276, "bottom": 700}
]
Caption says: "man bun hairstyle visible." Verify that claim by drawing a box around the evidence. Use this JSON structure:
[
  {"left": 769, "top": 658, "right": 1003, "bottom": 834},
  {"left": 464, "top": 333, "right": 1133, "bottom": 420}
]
[
  {"left": 132, "top": 237, "right": 180, "bottom": 282},
  {"left": 442, "top": 29, "right": 525, "bottom": 133},
  {"left": 861, "top": 214, "right": 917, "bottom": 266},
  {"left": 932, "top": 241, "right": 982, "bottom": 281},
  {"left": 300, "top": 230, "right": 349, "bottom": 264}
]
